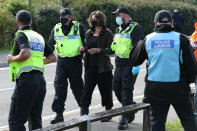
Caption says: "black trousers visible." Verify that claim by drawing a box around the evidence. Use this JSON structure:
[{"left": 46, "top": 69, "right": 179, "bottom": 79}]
[
  {"left": 8, "top": 71, "right": 46, "bottom": 131},
  {"left": 150, "top": 98, "right": 197, "bottom": 131},
  {"left": 113, "top": 65, "right": 137, "bottom": 106},
  {"left": 81, "top": 67, "right": 113, "bottom": 109},
  {"left": 52, "top": 57, "right": 84, "bottom": 113}
]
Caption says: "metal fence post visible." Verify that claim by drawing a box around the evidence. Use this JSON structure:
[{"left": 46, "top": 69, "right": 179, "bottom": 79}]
[
  {"left": 79, "top": 115, "right": 91, "bottom": 131},
  {"left": 143, "top": 106, "right": 150, "bottom": 131},
  {"left": 79, "top": 121, "right": 87, "bottom": 131}
]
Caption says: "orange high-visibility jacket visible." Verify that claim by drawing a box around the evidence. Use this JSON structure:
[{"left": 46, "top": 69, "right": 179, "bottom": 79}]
[{"left": 190, "top": 22, "right": 197, "bottom": 60}]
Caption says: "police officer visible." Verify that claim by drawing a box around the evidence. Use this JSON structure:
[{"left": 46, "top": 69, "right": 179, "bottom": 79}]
[
  {"left": 172, "top": 9, "right": 184, "bottom": 33},
  {"left": 111, "top": 7, "right": 143, "bottom": 130},
  {"left": 8, "top": 10, "right": 56, "bottom": 131},
  {"left": 130, "top": 10, "right": 197, "bottom": 131},
  {"left": 48, "top": 8, "right": 85, "bottom": 124}
]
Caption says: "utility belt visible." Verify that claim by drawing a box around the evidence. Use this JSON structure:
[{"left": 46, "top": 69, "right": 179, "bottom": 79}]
[
  {"left": 19, "top": 70, "right": 43, "bottom": 76},
  {"left": 115, "top": 56, "right": 130, "bottom": 67},
  {"left": 58, "top": 54, "right": 83, "bottom": 61},
  {"left": 58, "top": 52, "right": 81, "bottom": 58},
  {"left": 116, "top": 54, "right": 130, "bottom": 59}
]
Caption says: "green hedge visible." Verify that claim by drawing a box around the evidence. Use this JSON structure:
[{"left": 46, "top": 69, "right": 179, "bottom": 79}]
[
  {"left": 32, "top": 0, "right": 197, "bottom": 42},
  {"left": 0, "top": 0, "right": 29, "bottom": 48},
  {"left": 0, "top": 9, "right": 15, "bottom": 48},
  {"left": 68, "top": 0, "right": 197, "bottom": 35},
  {"left": 32, "top": 7, "right": 59, "bottom": 42},
  {"left": 0, "top": 0, "right": 197, "bottom": 48}
]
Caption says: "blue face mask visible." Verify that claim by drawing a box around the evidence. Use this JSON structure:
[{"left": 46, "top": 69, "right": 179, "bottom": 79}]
[
  {"left": 116, "top": 17, "right": 123, "bottom": 25},
  {"left": 60, "top": 17, "right": 68, "bottom": 25}
]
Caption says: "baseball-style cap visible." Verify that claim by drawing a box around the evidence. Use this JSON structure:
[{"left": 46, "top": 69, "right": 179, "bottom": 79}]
[
  {"left": 16, "top": 10, "right": 32, "bottom": 25},
  {"left": 60, "top": 8, "right": 72, "bottom": 16},
  {"left": 112, "top": 7, "right": 130, "bottom": 15},
  {"left": 154, "top": 10, "right": 172, "bottom": 23}
]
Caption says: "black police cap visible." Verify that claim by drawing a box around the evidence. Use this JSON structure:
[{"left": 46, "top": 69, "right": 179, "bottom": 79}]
[
  {"left": 16, "top": 10, "right": 32, "bottom": 25},
  {"left": 60, "top": 8, "right": 72, "bottom": 16},
  {"left": 112, "top": 7, "right": 130, "bottom": 15},
  {"left": 154, "top": 10, "right": 172, "bottom": 23}
]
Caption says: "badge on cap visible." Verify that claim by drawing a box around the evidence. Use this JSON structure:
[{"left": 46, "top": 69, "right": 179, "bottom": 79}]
[{"left": 162, "top": 17, "right": 169, "bottom": 22}]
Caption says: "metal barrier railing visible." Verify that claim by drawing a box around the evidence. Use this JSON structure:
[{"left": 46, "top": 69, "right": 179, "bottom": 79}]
[{"left": 34, "top": 103, "right": 151, "bottom": 131}]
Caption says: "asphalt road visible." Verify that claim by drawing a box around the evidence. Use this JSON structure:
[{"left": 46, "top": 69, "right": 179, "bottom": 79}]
[{"left": 0, "top": 58, "right": 180, "bottom": 130}]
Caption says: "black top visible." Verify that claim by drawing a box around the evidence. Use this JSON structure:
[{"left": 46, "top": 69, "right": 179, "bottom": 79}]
[
  {"left": 84, "top": 28, "right": 114, "bottom": 73},
  {"left": 86, "top": 35, "right": 98, "bottom": 67},
  {"left": 14, "top": 26, "right": 53, "bottom": 57},
  {"left": 47, "top": 21, "right": 86, "bottom": 51},
  {"left": 115, "top": 20, "right": 144, "bottom": 67},
  {"left": 129, "top": 24, "right": 197, "bottom": 104}
]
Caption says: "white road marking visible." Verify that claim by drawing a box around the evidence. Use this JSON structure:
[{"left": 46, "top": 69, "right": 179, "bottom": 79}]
[
  {"left": 0, "top": 95, "right": 144, "bottom": 130},
  {"left": 0, "top": 82, "right": 54, "bottom": 92},
  {"left": 0, "top": 69, "right": 146, "bottom": 93},
  {"left": 0, "top": 63, "right": 57, "bottom": 71},
  {"left": 0, "top": 87, "right": 14, "bottom": 92},
  {"left": 0, "top": 67, "right": 9, "bottom": 71},
  {"left": 47, "top": 82, "right": 54, "bottom": 84}
]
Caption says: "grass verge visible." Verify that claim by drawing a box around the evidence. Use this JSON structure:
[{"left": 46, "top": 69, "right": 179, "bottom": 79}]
[{"left": 166, "top": 120, "right": 183, "bottom": 131}]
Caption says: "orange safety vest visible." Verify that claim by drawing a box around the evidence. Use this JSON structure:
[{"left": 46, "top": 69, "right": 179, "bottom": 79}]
[{"left": 190, "top": 22, "right": 197, "bottom": 60}]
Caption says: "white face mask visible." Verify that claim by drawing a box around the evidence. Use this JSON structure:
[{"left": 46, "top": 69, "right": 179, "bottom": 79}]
[{"left": 116, "top": 17, "right": 123, "bottom": 25}]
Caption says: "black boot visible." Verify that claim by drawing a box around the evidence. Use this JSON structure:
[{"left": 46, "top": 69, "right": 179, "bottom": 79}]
[
  {"left": 118, "top": 116, "right": 128, "bottom": 130},
  {"left": 80, "top": 107, "right": 89, "bottom": 116},
  {"left": 101, "top": 107, "right": 112, "bottom": 122},
  {"left": 50, "top": 113, "right": 64, "bottom": 124}
]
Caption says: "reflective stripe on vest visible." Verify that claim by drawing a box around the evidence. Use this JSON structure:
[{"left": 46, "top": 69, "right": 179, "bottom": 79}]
[
  {"left": 9, "top": 30, "right": 45, "bottom": 82},
  {"left": 54, "top": 21, "right": 82, "bottom": 57},
  {"left": 145, "top": 31, "right": 181, "bottom": 82},
  {"left": 16, "top": 66, "right": 44, "bottom": 79},
  {"left": 111, "top": 22, "right": 138, "bottom": 58}
]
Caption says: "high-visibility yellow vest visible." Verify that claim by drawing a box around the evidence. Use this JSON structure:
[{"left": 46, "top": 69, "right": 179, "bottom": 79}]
[
  {"left": 54, "top": 21, "right": 82, "bottom": 57},
  {"left": 111, "top": 22, "right": 138, "bottom": 58},
  {"left": 9, "top": 29, "right": 45, "bottom": 82}
]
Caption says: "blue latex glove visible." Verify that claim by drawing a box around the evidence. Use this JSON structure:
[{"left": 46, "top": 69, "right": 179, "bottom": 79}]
[{"left": 132, "top": 66, "right": 140, "bottom": 75}]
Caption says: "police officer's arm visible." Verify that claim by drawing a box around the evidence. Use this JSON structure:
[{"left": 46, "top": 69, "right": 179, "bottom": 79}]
[
  {"left": 130, "top": 25, "right": 144, "bottom": 46},
  {"left": 47, "top": 28, "right": 56, "bottom": 51},
  {"left": 79, "top": 23, "right": 86, "bottom": 52},
  {"left": 129, "top": 37, "right": 147, "bottom": 66},
  {"left": 43, "top": 43, "right": 57, "bottom": 65},
  {"left": 79, "top": 23, "right": 86, "bottom": 44},
  {"left": 7, "top": 49, "right": 31, "bottom": 63},
  {"left": 7, "top": 33, "right": 31, "bottom": 63},
  {"left": 181, "top": 34, "right": 197, "bottom": 84}
]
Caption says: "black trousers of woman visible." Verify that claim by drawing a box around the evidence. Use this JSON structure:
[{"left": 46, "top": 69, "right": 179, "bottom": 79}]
[{"left": 81, "top": 66, "right": 113, "bottom": 113}]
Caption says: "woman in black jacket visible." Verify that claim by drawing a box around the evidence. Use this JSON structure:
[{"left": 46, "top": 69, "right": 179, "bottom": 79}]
[{"left": 80, "top": 11, "right": 113, "bottom": 121}]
